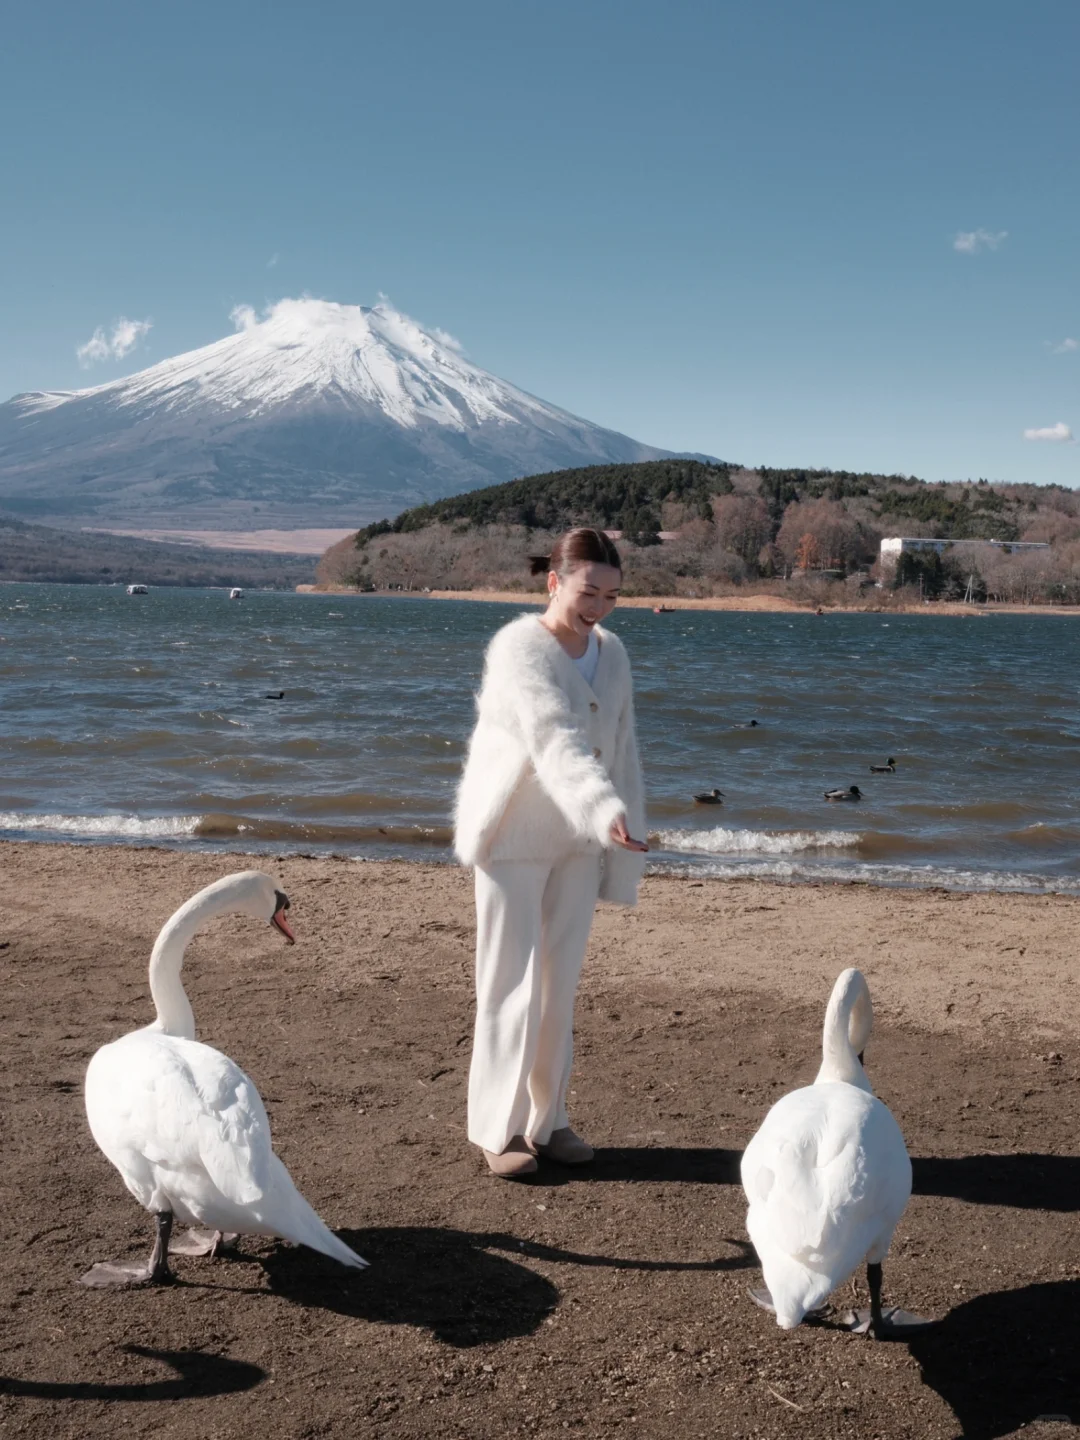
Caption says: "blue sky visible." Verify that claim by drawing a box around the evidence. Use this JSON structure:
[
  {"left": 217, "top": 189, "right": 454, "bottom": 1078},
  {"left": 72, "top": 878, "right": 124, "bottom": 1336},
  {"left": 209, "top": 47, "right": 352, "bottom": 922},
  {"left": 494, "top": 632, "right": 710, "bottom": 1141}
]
[{"left": 2, "top": 0, "right": 1078, "bottom": 487}]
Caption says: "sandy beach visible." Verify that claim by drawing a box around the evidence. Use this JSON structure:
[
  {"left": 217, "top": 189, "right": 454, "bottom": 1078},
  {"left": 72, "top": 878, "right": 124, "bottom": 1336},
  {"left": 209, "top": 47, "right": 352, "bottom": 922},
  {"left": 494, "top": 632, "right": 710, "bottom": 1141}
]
[{"left": 2, "top": 841, "right": 1079, "bottom": 1438}]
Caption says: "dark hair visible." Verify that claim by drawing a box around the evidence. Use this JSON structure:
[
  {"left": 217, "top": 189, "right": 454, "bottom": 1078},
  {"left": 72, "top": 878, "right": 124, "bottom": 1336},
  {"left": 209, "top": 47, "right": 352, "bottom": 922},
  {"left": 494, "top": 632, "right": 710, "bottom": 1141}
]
[{"left": 528, "top": 527, "right": 622, "bottom": 578}]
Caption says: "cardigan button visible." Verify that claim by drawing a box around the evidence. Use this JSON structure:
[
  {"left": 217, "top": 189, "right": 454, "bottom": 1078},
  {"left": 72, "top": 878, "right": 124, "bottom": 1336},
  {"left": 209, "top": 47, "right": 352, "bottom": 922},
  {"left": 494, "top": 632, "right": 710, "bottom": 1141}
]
[
  {"left": 589, "top": 701, "right": 598, "bottom": 712},
  {"left": 593, "top": 747, "right": 602, "bottom": 758}
]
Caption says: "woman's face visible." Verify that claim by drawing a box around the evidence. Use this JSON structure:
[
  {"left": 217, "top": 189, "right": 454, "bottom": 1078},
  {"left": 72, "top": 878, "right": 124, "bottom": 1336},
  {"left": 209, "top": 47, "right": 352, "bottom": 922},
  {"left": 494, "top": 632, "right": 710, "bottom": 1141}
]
[{"left": 547, "top": 561, "right": 622, "bottom": 636}]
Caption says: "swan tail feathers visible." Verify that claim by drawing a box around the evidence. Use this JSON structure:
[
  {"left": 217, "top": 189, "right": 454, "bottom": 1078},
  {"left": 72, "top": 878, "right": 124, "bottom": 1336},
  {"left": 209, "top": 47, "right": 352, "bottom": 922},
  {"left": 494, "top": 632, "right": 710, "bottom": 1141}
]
[
  {"left": 282, "top": 1208, "right": 369, "bottom": 1269},
  {"left": 263, "top": 1157, "right": 368, "bottom": 1269}
]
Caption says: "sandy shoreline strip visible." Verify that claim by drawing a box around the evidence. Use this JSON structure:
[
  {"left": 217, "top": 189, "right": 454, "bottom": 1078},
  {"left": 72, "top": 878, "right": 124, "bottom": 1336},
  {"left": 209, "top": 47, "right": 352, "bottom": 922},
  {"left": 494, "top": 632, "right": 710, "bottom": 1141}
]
[
  {"left": 3, "top": 840, "right": 1077, "bottom": 1041},
  {"left": 4, "top": 838, "right": 1080, "bottom": 1437},
  {"left": 299, "top": 584, "right": 1080, "bottom": 616}
]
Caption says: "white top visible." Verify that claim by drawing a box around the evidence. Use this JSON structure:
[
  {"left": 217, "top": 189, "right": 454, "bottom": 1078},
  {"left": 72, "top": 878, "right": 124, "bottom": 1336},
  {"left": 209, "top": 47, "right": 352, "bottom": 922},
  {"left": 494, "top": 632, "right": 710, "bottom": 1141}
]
[
  {"left": 571, "top": 628, "right": 600, "bottom": 687},
  {"left": 453, "top": 614, "right": 646, "bottom": 905}
]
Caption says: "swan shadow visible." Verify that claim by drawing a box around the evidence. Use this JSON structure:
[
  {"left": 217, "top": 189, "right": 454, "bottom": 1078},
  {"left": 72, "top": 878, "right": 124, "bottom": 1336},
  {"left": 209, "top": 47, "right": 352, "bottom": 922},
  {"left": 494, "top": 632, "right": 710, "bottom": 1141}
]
[
  {"left": 259, "top": 1225, "right": 752, "bottom": 1346},
  {"left": 539, "top": 1147, "right": 1080, "bottom": 1215},
  {"left": 261, "top": 1225, "right": 559, "bottom": 1347},
  {"left": 0, "top": 1345, "right": 264, "bottom": 1401},
  {"left": 535, "top": 1146, "right": 744, "bottom": 1186},
  {"left": 908, "top": 1280, "right": 1080, "bottom": 1439},
  {"left": 505, "top": 1233, "right": 754, "bottom": 1274},
  {"left": 912, "top": 1153, "right": 1080, "bottom": 1212}
]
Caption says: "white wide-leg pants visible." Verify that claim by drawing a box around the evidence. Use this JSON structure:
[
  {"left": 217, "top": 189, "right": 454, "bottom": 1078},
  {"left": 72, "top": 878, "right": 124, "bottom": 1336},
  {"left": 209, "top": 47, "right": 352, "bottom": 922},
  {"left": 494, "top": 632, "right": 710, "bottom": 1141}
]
[{"left": 467, "top": 852, "right": 602, "bottom": 1154}]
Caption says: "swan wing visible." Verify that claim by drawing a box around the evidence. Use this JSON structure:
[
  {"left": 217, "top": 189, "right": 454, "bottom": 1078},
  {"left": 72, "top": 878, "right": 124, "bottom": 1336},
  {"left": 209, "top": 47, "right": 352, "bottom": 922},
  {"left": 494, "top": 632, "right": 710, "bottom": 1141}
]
[
  {"left": 86, "top": 1032, "right": 272, "bottom": 1207},
  {"left": 180, "top": 1040, "right": 273, "bottom": 1205}
]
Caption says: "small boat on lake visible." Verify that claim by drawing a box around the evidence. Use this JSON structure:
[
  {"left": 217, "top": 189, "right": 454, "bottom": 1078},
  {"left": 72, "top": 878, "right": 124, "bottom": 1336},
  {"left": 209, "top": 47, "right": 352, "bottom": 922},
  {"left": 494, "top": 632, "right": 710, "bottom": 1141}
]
[
  {"left": 229, "top": 588, "right": 244, "bottom": 600},
  {"left": 126, "top": 584, "right": 148, "bottom": 596}
]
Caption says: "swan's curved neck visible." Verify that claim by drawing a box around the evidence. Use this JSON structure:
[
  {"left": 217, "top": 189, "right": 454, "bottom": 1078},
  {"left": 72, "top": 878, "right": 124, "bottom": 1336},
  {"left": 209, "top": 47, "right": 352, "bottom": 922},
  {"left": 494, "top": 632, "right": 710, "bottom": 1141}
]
[
  {"left": 147, "top": 889, "right": 226, "bottom": 1038},
  {"left": 815, "top": 970, "right": 873, "bottom": 1092}
]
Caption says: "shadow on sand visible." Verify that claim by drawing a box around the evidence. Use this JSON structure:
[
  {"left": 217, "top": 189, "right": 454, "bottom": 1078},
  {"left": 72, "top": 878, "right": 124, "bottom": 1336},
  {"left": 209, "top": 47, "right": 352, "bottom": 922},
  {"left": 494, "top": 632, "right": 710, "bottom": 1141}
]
[
  {"left": 261, "top": 1225, "right": 559, "bottom": 1347},
  {"left": 912, "top": 1152, "right": 1080, "bottom": 1212},
  {"left": 0, "top": 1345, "right": 265, "bottom": 1401},
  {"left": 909, "top": 1279, "right": 1080, "bottom": 1439},
  {"left": 259, "top": 1224, "right": 753, "bottom": 1347},
  {"left": 531, "top": 1145, "right": 1080, "bottom": 1215},
  {"left": 535, "top": 1145, "right": 743, "bottom": 1186}
]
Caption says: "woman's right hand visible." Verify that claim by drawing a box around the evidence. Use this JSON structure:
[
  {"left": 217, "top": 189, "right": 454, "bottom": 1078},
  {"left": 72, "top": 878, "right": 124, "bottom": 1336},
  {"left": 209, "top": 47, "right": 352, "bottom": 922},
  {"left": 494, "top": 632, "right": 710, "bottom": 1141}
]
[{"left": 610, "top": 814, "right": 649, "bottom": 853}]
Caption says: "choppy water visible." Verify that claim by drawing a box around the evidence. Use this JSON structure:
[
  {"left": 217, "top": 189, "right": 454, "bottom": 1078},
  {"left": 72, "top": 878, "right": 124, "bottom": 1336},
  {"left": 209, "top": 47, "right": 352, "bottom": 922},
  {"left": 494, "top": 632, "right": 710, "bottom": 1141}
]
[{"left": 2, "top": 583, "right": 1079, "bottom": 893}]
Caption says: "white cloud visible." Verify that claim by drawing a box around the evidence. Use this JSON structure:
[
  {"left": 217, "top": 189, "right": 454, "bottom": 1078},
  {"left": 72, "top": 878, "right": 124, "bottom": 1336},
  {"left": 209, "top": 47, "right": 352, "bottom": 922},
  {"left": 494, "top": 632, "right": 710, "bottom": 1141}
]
[
  {"left": 227, "top": 295, "right": 468, "bottom": 358},
  {"left": 953, "top": 228, "right": 1008, "bottom": 254},
  {"left": 76, "top": 328, "right": 111, "bottom": 365},
  {"left": 375, "top": 292, "right": 465, "bottom": 353},
  {"left": 230, "top": 303, "right": 259, "bottom": 331},
  {"left": 1023, "top": 421, "right": 1073, "bottom": 442},
  {"left": 1050, "top": 337, "right": 1078, "bottom": 353},
  {"left": 267, "top": 252, "right": 279, "bottom": 269},
  {"left": 76, "top": 316, "right": 152, "bottom": 367},
  {"left": 110, "top": 317, "right": 152, "bottom": 358}
]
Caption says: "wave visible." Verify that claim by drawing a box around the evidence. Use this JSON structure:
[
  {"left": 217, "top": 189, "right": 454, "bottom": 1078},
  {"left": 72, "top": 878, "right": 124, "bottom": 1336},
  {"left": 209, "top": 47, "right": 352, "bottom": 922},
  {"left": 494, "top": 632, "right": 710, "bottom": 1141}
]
[
  {"left": 650, "top": 856, "right": 1080, "bottom": 896},
  {"left": 0, "top": 811, "right": 200, "bottom": 839},
  {"left": 653, "top": 825, "right": 862, "bottom": 856},
  {"left": 0, "top": 808, "right": 454, "bottom": 849},
  {"left": 1003, "top": 821, "right": 1080, "bottom": 848},
  {"left": 194, "top": 812, "right": 452, "bottom": 846}
]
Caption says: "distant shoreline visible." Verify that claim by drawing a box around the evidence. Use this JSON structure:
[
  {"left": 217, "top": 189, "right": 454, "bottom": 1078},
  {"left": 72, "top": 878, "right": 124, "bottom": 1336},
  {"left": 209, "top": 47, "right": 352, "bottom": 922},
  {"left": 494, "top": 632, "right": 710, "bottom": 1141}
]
[{"left": 297, "top": 584, "right": 1080, "bottom": 616}]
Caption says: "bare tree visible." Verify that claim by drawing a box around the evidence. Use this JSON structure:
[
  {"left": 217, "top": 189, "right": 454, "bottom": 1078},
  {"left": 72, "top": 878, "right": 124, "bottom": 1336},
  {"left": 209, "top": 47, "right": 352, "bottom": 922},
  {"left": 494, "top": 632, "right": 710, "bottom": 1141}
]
[
  {"left": 776, "top": 499, "right": 864, "bottom": 571},
  {"left": 713, "top": 494, "right": 771, "bottom": 566}
]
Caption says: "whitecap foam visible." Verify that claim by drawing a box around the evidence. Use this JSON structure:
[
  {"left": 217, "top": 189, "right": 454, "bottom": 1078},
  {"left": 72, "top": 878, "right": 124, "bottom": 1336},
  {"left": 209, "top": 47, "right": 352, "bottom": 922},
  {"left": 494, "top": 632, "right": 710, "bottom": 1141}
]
[
  {"left": 0, "top": 811, "right": 200, "bottom": 839},
  {"left": 654, "top": 825, "right": 862, "bottom": 856},
  {"left": 649, "top": 857, "right": 1080, "bottom": 895}
]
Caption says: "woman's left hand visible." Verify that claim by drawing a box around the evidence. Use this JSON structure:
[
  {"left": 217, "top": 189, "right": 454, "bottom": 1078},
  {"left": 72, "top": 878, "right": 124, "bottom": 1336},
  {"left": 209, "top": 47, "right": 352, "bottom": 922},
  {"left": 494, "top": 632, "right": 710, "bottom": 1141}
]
[{"left": 610, "top": 815, "right": 649, "bottom": 852}]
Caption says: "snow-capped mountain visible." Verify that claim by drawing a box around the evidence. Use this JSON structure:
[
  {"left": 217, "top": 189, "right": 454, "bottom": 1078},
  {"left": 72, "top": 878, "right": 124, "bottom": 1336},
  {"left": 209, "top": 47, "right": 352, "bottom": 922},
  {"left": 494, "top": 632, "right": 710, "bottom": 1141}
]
[{"left": 0, "top": 299, "right": 670, "bottom": 528}]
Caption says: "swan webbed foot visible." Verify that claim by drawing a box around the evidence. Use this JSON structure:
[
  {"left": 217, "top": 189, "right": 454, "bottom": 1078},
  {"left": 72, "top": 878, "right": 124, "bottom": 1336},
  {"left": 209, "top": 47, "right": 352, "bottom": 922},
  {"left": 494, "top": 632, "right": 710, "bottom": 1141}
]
[
  {"left": 80, "top": 1210, "right": 175, "bottom": 1288},
  {"left": 79, "top": 1259, "right": 161, "bottom": 1288},
  {"left": 169, "top": 1228, "right": 239, "bottom": 1259},
  {"left": 842, "top": 1261, "right": 935, "bottom": 1339},
  {"left": 842, "top": 1306, "right": 937, "bottom": 1339}
]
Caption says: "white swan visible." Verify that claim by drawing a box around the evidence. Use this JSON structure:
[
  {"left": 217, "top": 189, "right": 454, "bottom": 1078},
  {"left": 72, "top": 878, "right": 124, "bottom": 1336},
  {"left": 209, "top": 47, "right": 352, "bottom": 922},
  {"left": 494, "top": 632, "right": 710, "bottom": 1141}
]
[
  {"left": 740, "top": 968, "right": 930, "bottom": 1338},
  {"left": 82, "top": 871, "right": 367, "bottom": 1286}
]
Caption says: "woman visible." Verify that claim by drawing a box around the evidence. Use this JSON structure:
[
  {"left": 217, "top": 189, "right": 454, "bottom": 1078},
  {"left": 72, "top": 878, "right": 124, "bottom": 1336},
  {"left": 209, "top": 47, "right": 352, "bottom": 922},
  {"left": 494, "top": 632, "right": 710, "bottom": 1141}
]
[{"left": 454, "top": 527, "right": 648, "bottom": 1179}]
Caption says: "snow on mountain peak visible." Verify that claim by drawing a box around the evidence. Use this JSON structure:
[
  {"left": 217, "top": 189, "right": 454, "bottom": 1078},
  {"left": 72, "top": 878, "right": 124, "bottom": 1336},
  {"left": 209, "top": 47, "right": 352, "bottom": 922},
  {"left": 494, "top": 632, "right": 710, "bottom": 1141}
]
[
  {"left": 0, "top": 295, "right": 669, "bottom": 530},
  {"left": 51, "top": 297, "right": 563, "bottom": 433}
]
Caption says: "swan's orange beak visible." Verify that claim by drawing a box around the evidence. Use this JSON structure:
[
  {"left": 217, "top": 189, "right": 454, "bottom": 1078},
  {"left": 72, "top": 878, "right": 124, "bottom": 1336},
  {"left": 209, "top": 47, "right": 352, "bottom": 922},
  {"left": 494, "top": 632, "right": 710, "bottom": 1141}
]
[{"left": 272, "top": 906, "right": 296, "bottom": 944}]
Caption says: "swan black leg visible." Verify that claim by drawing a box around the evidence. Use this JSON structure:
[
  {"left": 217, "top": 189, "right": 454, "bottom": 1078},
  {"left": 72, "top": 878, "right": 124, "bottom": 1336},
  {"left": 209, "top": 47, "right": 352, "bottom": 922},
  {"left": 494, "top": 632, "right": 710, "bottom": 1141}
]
[
  {"left": 147, "top": 1211, "right": 174, "bottom": 1283},
  {"left": 867, "top": 1262, "right": 886, "bottom": 1338}
]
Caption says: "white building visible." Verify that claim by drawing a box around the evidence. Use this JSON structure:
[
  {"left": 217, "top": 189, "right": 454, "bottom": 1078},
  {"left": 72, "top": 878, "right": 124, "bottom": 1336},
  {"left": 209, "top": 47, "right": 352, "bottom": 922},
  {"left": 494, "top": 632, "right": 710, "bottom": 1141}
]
[{"left": 878, "top": 535, "right": 1049, "bottom": 581}]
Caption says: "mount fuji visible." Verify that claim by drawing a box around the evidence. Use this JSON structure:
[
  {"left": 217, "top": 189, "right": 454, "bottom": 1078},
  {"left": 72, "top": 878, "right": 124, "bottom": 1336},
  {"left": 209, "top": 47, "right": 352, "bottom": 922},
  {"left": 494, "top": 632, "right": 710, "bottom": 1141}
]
[{"left": 0, "top": 299, "right": 671, "bottom": 529}]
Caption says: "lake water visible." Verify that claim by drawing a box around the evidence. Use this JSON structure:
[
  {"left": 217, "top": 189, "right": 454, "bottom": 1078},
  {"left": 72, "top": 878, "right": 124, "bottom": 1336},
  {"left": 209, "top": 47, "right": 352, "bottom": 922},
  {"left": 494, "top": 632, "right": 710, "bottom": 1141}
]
[{"left": 2, "top": 583, "right": 1079, "bottom": 893}]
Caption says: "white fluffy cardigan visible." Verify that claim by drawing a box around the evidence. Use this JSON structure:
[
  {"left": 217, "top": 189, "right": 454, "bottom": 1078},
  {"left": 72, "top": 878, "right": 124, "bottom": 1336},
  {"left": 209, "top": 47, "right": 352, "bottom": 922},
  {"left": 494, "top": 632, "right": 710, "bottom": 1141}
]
[{"left": 454, "top": 613, "right": 647, "bottom": 906}]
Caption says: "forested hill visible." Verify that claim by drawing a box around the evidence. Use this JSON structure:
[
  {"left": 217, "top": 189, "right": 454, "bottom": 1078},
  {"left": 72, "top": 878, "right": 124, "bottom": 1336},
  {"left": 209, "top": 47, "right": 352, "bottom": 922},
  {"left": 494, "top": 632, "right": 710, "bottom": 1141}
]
[
  {"left": 356, "top": 460, "right": 737, "bottom": 542},
  {"left": 318, "top": 460, "right": 1079, "bottom": 604},
  {"left": 354, "top": 459, "right": 1072, "bottom": 546}
]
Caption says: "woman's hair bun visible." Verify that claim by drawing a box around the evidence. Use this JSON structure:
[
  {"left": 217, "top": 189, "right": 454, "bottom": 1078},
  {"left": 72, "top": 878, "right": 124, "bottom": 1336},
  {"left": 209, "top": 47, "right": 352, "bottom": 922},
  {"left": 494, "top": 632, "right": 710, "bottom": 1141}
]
[{"left": 528, "top": 529, "right": 622, "bottom": 580}]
